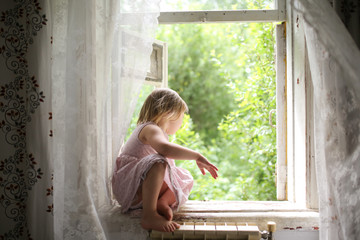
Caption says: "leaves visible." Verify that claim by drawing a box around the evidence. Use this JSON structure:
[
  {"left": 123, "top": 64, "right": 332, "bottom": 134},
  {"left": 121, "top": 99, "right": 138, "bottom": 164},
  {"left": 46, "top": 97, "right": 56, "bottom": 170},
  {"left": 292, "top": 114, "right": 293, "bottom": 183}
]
[{"left": 156, "top": 19, "right": 277, "bottom": 201}]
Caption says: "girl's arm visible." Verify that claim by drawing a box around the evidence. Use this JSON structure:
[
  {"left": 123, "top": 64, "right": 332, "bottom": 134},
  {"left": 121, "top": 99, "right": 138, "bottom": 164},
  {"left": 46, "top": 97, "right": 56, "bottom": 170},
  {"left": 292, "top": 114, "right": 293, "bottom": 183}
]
[{"left": 140, "top": 124, "right": 218, "bottom": 179}]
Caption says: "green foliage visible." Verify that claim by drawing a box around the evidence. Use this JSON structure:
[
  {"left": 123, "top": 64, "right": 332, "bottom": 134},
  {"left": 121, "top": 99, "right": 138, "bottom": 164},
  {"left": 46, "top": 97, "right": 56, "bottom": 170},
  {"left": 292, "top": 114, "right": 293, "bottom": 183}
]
[
  {"left": 157, "top": 24, "right": 237, "bottom": 140},
  {"left": 158, "top": 20, "right": 277, "bottom": 201}
]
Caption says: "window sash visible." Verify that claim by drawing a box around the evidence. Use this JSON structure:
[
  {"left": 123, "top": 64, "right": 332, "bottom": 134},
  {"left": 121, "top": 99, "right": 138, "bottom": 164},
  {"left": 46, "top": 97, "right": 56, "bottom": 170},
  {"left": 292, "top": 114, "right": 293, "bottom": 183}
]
[
  {"left": 158, "top": 0, "right": 286, "bottom": 24},
  {"left": 276, "top": 22, "right": 287, "bottom": 201},
  {"left": 158, "top": 9, "right": 285, "bottom": 24}
]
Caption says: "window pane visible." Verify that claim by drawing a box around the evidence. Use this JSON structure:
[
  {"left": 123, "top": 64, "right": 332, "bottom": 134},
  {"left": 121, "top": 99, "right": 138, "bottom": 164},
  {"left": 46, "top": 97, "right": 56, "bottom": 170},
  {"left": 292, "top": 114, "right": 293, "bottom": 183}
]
[{"left": 160, "top": 0, "right": 275, "bottom": 11}]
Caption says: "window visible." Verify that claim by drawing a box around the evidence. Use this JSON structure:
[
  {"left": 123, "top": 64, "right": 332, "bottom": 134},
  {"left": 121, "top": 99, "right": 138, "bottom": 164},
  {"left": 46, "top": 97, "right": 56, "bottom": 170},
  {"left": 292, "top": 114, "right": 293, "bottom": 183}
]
[
  {"left": 143, "top": 0, "right": 318, "bottom": 231},
  {"left": 153, "top": 0, "right": 289, "bottom": 201}
]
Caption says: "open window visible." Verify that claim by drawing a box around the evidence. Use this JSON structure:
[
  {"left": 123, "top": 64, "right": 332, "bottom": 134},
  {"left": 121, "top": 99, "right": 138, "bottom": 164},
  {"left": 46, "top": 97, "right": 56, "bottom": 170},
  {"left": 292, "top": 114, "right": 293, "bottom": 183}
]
[
  {"left": 141, "top": 0, "right": 319, "bottom": 234},
  {"left": 151, "top": 0, "right": 290, "bottom": 201}
]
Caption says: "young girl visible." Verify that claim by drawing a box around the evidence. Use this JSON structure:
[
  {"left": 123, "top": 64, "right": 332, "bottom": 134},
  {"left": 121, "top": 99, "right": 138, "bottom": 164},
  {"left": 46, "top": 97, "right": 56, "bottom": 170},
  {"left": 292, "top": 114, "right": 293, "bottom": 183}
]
[{"left": 112, "top": 88, "right": 218, "bottom": 232}]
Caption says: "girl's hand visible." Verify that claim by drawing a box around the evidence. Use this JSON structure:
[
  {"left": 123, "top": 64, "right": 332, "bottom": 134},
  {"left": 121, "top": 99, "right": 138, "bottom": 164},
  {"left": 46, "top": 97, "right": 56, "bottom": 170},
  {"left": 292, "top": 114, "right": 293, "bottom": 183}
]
[{"left": 196, "top": 155, "right": 218, "bottom": 179}]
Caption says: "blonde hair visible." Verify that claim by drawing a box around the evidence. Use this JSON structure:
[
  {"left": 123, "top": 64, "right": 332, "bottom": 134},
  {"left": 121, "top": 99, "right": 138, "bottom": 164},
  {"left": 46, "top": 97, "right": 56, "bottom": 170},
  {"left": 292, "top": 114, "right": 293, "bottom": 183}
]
[{"left": 137, "top": 88, "right": 188, "bottom": 125}]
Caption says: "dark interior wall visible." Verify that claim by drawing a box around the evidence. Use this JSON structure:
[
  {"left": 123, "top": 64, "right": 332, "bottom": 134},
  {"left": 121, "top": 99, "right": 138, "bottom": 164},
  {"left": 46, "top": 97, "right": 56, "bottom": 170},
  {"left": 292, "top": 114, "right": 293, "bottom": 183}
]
[{"left": 330, "top": 0, "right": 360, "bottom": 48}]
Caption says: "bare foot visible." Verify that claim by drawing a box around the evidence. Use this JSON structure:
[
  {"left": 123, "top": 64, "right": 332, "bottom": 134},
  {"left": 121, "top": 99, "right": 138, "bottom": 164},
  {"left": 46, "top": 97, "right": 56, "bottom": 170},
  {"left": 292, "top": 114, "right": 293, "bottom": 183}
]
[
  {"left": 157, "top": 200, "right": 173, "bottom": 220},
  {"left": 141, "top": 211, "right": 180, "bottom": 232}
]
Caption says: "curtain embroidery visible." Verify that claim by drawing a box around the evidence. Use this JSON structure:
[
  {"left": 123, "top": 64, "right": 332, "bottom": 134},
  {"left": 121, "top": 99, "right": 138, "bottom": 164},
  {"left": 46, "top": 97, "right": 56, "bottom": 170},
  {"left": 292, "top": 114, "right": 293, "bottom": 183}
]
[
  {"left": 46, "top": 174, "right": 54, "bottom": 215},
  {"left": 0, "top": 0, "right": 47, "bottom": 239}
]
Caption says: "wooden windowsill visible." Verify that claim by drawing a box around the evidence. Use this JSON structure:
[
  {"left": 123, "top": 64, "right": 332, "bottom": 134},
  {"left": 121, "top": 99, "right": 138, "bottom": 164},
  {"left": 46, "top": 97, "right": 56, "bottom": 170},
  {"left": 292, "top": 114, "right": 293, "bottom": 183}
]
[{"left": 173, "top": 201, "right": 319, "bottom": 231}]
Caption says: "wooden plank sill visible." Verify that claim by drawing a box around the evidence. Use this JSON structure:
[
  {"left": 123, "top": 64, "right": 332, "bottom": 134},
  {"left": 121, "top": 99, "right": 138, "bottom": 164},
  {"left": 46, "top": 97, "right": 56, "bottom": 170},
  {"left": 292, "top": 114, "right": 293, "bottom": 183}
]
[{"left": 173, "top": 201, "right": 319, "bottom": 231}]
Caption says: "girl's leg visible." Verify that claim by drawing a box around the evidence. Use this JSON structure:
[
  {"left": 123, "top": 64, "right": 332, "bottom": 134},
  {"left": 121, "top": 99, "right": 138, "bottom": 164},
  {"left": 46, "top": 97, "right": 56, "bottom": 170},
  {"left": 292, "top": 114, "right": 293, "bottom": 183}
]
[
  {"left": 141, "top": 162, "right": 180, "bottom": 232},
  {"left": 157, "top": 183, "right": 176, "bottom": 221}
]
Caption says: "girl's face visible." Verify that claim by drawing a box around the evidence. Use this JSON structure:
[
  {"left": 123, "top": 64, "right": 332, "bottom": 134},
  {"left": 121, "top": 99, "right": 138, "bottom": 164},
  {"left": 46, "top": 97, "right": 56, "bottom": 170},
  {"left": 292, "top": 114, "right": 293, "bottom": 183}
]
[{"left": 165, "top": 112, "right": 184, "bottom": 135}]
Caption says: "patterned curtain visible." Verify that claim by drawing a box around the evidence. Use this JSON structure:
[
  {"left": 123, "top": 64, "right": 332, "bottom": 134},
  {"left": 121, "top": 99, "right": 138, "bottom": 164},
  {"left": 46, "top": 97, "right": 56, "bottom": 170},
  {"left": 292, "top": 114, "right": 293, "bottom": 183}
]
[
  {"left": 0, "top": 0, "right": 160, "bottom": 239},
  {"left": 0, "top": 1, "right": 53, "bottom": 239}
]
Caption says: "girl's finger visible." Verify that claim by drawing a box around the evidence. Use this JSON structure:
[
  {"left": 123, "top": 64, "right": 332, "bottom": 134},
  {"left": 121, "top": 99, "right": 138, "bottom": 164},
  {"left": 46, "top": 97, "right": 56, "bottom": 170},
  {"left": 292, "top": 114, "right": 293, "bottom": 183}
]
[
  {"left": 207, "top": 162, "right": 218, "bottom": 171},
  {"left": 211, "top": 164, "right": 218, "bottom": 171},
  {"left": 211, "top": 169, "right": 218, "bottom": 178}
]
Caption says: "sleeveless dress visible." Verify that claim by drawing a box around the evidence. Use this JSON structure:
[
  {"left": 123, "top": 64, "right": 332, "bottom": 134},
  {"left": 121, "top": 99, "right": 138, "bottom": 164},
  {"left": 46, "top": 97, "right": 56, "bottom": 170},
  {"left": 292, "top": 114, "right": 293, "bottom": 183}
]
[{"left": 112, "top": 122, "right": 194, "bottom": 213}]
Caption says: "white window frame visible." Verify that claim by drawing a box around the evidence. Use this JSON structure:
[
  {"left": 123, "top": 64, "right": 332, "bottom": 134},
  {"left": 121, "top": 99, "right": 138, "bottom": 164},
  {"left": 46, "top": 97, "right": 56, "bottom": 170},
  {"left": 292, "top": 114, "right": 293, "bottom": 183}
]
[
  {"left": 152, "top": 0, "right": 319, "bottom": 230},
  {"left": 288, "top": 4, "right": 319, "bottom": 210},
  {"left": 158, "top": 0, "right": 286, "bottom": 23}
]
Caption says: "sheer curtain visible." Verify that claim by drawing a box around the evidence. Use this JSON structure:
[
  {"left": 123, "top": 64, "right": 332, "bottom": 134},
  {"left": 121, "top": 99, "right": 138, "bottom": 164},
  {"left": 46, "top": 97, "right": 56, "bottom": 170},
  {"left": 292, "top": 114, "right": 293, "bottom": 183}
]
[
  {"left": 50, "top": 0, "right": 160, "bottom": 239},
  {"left": 294, "top": 0, "right": 360, "bottom": 239},
  {"left": 0, "top": 0, "right": 159, "bottom": 239}
]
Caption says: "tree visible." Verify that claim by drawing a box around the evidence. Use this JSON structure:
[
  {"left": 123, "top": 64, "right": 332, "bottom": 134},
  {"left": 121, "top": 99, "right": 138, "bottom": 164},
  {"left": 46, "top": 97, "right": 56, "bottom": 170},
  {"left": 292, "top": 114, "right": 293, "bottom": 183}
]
[
  {"left": 157, "top": 24, "right": 237, "bottom": 140},
  {"left": 160, "top": 21, "right": 277, "bottom": 200}
]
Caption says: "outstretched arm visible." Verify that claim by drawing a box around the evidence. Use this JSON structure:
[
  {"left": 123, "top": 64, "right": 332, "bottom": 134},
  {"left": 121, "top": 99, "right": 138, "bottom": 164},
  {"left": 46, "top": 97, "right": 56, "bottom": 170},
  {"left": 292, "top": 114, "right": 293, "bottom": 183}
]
[{"left": 140, "top": 124, "right": 218, "bottom": 179}]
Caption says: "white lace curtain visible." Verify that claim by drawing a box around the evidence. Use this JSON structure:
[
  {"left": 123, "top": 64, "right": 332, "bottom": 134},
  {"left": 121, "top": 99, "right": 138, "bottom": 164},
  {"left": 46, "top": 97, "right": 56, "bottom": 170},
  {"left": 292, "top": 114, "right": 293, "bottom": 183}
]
[
  {"left": 50, "top": 0, "right": 160, "bottom": 239},
  {"left": 294, "top": 0, "right": 360, "bottom": 239}
]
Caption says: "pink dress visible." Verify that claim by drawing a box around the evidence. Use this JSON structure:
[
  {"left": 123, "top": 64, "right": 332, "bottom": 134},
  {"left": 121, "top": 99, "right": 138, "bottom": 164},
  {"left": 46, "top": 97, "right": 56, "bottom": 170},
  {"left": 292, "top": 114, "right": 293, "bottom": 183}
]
[{"left": 112, "top": 122, "right": 194, "bottom": 213}]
